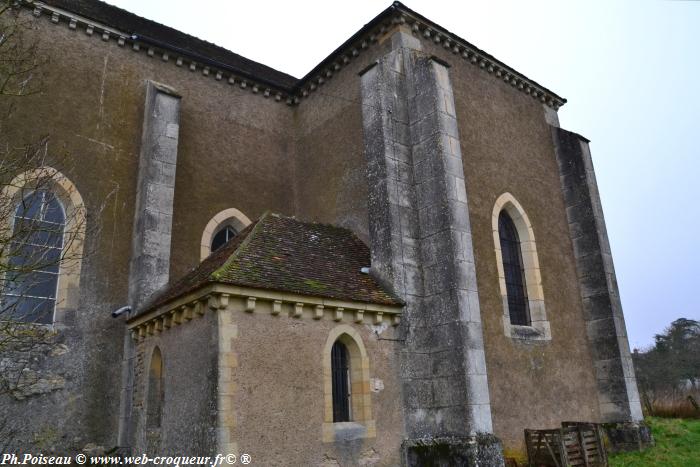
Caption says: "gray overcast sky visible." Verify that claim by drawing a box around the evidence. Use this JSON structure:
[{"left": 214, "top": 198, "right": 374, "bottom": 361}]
[{"left": 105, "top": 0, "right": 699, "bottom": 349}]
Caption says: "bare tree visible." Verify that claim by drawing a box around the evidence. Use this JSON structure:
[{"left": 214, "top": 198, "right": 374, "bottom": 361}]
[{"left": 0, "top": 0, "right": 43, "bottom": 107}]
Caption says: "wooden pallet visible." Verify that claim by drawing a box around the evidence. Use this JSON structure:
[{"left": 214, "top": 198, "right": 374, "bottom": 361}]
[
  {"left": 525, "top": 422, "right": 607, "bottom": 467},
  {"left": 561, "top": 422, "right": 608, "bottom": 467}
]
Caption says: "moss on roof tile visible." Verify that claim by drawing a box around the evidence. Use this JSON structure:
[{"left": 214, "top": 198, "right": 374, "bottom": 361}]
[{"left": 135, "top": 213, "right": 402, "bottom": 317}]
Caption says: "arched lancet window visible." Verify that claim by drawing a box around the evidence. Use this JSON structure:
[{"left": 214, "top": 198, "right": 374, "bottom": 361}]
[
  {"left": 210, "top": 225, "right": 238, "bottom": 253},
  {"left": 146, "top": 346, "right": 164, "bottom": 429},
  {"left": 331, "top": 341, "right": 351, "bottom": 422},
  {"left": 1, "top": 191, "right": 65, "bottom": 324},
  {"left": 322, "top": 326, "right": 375, "bottom": 442},
  {"left": 492, "top": 193, "right": 550, "bottom": 340},
  {"left": 200, "top": 208, "right": 251, "bottom": 261},
  {"left": 145, "top": 346, "right": 164, "bottom": 454},
  {"left": 498, "top": 211, "right": 529, "bottom": 326},
  {"left": 1, "top": 167, "right": 86, "bottom": 326}
]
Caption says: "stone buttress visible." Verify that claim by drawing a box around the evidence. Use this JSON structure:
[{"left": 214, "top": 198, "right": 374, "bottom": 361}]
[
  {"left": 550, "top": 127, "right": 652, "bottom": 452},
  {"left": 118, "top": 81, "right": 182, "bottom": 451},
  {"left": 360, "top": 29, "right": 504, "bottom": 466}
]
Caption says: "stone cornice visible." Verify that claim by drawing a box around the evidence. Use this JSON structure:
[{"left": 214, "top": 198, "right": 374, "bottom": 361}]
[
  {"left": 397, "top": 2, "right": 567, "bottom": 109},
  {"left": 127, "top": 283, "right": 402, "bottom": 342},
  {"left": 24, "top": 1, "right": 294, "bottom": 103},
  {"left": 293, "top": 2, "right": 566, "bottom": 109},
  {"left": 23, "top": 1, "right": 566, "bottom": 110}
]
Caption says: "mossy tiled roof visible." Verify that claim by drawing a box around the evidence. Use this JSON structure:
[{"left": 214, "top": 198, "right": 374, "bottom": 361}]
[{"left": 138, "top": 213, "right": 402, "bottom": 316}]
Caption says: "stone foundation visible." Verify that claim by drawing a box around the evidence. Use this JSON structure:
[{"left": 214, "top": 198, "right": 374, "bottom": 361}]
[
  {"left": 603, "top": 421, "right": 654, "bottom": 453},
  {"left": 402, "top": 435, "right": 505, "bottom": 467}
]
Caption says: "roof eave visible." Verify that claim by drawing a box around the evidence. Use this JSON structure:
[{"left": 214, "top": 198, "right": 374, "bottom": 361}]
[
  {"left": 126, "top": 282, "right": 404, "bottom": 334},
  {"left": 29, "top": 1, "right": 566, "bottom": 108},
  {"left": 293, "top": 1, "right": 566, "bottom": 108},
  {"left": 393, "top": 2, "right": 567, "bottom": 106}
]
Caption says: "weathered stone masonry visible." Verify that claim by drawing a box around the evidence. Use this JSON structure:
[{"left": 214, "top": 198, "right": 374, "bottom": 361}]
[
  {"left": 551, "top": 128, "right": 643, "bottom": 423},
  {"left": 120, "top": 81, "right": 182, "bottom": 449},
  {"left": 128, "top": 81, "right": 181, "bottom": 306},
  {"left": 361, "top": 29, "right": 502, "bottom": 464},
  {"left": 551, "top": 127, "right": 650, "bottom": 450}
]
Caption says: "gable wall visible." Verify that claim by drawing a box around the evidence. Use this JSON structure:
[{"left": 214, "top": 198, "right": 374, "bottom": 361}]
[{"left": 417, "top": 39, "right": 602, "bottom": 451}]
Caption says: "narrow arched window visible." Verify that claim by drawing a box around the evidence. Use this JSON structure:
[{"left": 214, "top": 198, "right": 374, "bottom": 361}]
[
  {"left": 146, "top": 347, "right": 164, "bottom": 429},
  {"left": 498, "top": 211, "right": 530, "bottom": 326},
  {"left": 331, "top": 341, "right": 351, "bottom": 422},
  {"left": 1, "top": 191, "right": 65, "bottom": 324},
  {"left": 322, "top": 327, "right": 373, "bottom": 440},
  {"left": 210, "top": 225, "right": 238, "bottom": 253}
]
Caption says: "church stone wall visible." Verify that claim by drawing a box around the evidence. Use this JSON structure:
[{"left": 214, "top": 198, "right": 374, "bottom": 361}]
[
  {"left": 360, "top": 30, "right": 496, "bottom": 444},
  {"left": 223, "top": 299, "right": 405, "bottom": 466},
  {"left": 0, "top": 11, "right": 294, "bottom": 452},
  {"left": 131, "top": 312, "right": 218, "bottom": 455},
  {"left": 168, "top": 67, "right": 295, "bottom": 280},
  {"left": 423, "top": 40, "right": 603, "bottom": 451},
  {"left": 292, "top": 45, "right": 387, "bottom": 244},
  {"left": 355, "top": 27, "right": 603, "bottom": 456},
  {"left": 17, "top": 12, "right": 297, "bottom": 283},
  {"left": 1, "top": 14, "right": 138, "bottom": 452}
]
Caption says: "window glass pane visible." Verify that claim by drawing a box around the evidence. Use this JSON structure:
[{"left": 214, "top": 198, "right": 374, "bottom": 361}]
[
  {"left": 21, "top": 221, "right": 64, "bottom": 248},
  {"left": 3, "top": 269, "right": 58, "bottom": 299},
  {"left": 0, "top": 191, "right": 65, "bottom": 324},
  {"left": 147, "top": 347, "right": 164, "bottom": 429},
  {"left": 8, "top": 242, "right": 61, "bottom": 273},
  {"left": 15, "top": 192, "right": 42, "bottom": 220},
  {"left": 211, "top": 225, "right": 238, "bottom": 253},
  {"left": 1, "top": 271, "right": 23, "bottom": 296},
  {"left": 331, "top": 341, "right": 351, "bottom": 422},
  {"left": 1, "top": 295, "right": 54, "bottom": 324},
  {"left": 499, "top": 211, "right": 530, "bottom": 326},
  {"left": 43, "top": 193, "right": 65, "bottom": 224},
  {"left": 24, "top": 271, "right": 59, "bottom": 299}
]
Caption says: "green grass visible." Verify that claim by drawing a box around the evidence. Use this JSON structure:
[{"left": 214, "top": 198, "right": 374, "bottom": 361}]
[{"left": 610, "top": 417, "right": 700, "bottom": 467}]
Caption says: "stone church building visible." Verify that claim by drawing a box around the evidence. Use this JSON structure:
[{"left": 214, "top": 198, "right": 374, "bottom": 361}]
[{"left": 1, "top": 0, "right": 650, "bottom": 464}]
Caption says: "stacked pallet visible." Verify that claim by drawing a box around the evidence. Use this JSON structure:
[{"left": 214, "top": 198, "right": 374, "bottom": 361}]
[{"left": 525, "top": 422, "right": 608, "bottom": 467}]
